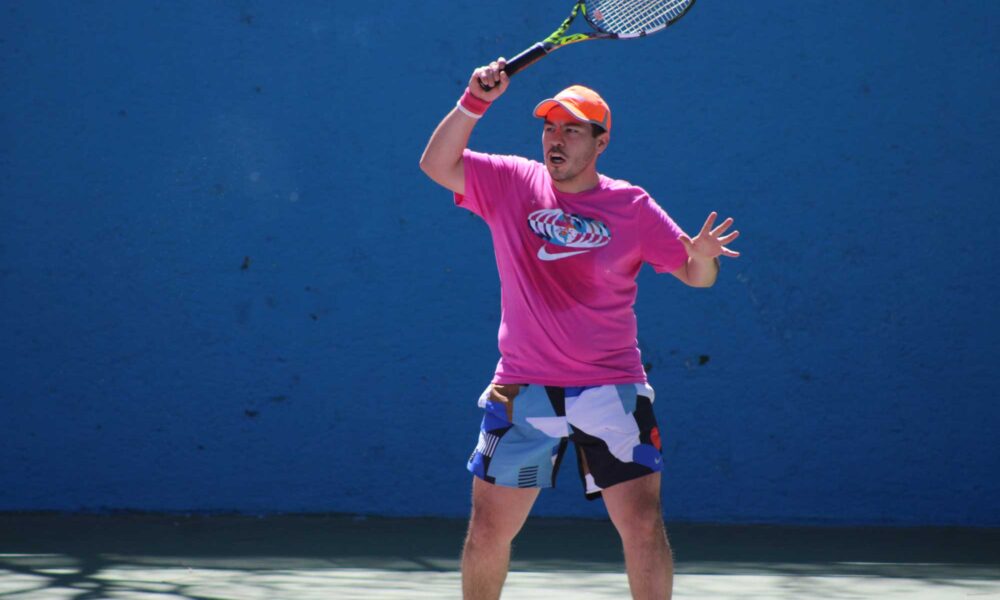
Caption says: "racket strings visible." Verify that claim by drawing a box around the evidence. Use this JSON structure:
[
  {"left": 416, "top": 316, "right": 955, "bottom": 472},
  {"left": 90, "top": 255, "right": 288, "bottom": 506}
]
[{"left": 586, "top": 0, "right": 694, "bottom": 36}]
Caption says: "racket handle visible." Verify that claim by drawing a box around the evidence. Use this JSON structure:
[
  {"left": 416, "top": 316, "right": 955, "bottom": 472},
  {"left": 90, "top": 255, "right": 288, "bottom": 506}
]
[{"left": 479, "top": 43, "right": 549, "bottom": 91}]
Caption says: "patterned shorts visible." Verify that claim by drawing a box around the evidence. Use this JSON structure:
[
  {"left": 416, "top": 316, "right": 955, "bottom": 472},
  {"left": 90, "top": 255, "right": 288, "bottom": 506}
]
[{"left": 467, "top": 382, "right": 662, "bottom": 500}]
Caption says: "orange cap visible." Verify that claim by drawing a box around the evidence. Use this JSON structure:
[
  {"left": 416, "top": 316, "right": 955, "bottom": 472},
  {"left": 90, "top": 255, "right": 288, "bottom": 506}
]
[{"left": 533, "top": 85, "right": 611, "bottom": 133}]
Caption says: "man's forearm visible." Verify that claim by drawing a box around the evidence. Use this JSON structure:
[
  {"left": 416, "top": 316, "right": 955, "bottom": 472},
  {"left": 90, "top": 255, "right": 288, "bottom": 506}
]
[
  {"left": 421, "top": 61, "right": 508, "bottom": 193},
  {"left": 684, "top": 256, "right": 720, "bottom": 288}
]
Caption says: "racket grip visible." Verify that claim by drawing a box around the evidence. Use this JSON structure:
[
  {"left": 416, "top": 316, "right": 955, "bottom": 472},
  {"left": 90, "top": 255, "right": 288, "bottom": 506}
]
[
  {"left": 505, "top": 43, "right": 549, "bottom": 77},
  {"left": 479, "top": 43, "right": 549, "bottom": 91}
]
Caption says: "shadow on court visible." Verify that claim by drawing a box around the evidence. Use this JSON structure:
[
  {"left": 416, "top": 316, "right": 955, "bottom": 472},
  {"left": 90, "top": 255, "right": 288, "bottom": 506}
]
[{"left": 1, "top": 514, "right": 998, "bottom": 599}]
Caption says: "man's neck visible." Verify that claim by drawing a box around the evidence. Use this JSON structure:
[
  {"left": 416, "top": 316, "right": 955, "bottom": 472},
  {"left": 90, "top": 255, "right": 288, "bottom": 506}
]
[{"left": 551, "top": 169, "right": 600, "bottom": 194}]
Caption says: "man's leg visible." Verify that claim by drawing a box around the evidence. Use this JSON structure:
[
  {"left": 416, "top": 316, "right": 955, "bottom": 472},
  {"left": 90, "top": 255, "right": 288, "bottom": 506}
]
[
  {"left": 461, "top": 476, "right": 540, "bottom": 600},
  {"left": 601, "top": 472, "right": 673, "bottom": 600}
]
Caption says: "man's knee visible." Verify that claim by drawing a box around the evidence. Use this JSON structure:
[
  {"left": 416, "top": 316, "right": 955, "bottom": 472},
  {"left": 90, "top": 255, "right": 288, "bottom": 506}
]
[
  {"left": 466, "top": 478, "right": 538, "bottom": 546},
  {"left": 467, "top": 507, "right": 520, "bottom": 547},
  {"left": 607, "top": 486, "right": 667, "bottom": 544},
  {"left": 619, "top": 509, "right": 667, "bottom": 542}
]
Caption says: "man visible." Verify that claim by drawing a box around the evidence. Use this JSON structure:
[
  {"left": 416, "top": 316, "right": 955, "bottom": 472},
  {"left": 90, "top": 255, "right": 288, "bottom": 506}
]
[{"left": 419, "top": 59, "right": 740, "bottom": 600}]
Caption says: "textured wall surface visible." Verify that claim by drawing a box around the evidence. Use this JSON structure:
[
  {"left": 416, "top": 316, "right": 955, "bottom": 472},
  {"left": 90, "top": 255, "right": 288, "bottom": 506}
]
[{"left": 1, "top": 1, "right": 998, "bottom": 525}]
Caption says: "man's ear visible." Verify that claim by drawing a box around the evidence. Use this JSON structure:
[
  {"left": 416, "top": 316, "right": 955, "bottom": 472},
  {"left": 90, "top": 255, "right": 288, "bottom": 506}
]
[{"left": 596, "top": 133, "right": 610, "bottom": 155}]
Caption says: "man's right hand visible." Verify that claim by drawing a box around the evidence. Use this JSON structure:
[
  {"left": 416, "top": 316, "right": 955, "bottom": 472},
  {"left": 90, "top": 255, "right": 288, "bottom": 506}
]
[{"left": 470, "top": 58, "right": 510, "bottom": 102}]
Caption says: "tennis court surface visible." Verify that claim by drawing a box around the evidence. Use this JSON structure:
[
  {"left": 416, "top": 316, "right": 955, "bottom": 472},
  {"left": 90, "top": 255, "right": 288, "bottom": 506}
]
[{"left": 2, "top": 514, "right": 998, "bottom": 599}]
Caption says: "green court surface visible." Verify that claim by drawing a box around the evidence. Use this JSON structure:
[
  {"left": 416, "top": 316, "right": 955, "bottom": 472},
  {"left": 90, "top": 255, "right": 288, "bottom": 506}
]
[{"left": 2, "top": 514, "right": 998, "bottom": 599}]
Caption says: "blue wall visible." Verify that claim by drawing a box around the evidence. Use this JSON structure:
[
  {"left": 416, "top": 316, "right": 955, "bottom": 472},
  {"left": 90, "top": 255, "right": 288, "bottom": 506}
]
[{"left": 1, "top": 1, "right": 997, "bottom": 525}]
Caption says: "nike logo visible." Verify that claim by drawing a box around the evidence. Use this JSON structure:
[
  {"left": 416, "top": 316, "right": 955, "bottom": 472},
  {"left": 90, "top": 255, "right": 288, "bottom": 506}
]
[{"left": 537, "top": 246, "right": 589, "bottom": 261}]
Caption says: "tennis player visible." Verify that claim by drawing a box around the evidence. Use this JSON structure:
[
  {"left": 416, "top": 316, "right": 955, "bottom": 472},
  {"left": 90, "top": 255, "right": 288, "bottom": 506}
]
[{"left": 420, "top": 59, "right": 740, "bottom": 600}]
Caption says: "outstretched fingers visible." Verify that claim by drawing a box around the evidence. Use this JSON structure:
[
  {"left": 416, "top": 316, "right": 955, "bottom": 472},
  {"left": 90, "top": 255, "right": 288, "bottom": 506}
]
[
  {"left": 718, "top": 230, "right": 740, "bottom": 245},
  {"left": 699, "top": 212, "right": 718, "bottom": 237},
  {"left": 683, "top": 213, "right": 741, "bottom": 260},
  {"left": 710, "top": 217, "right": 734, "bottom": 238}
]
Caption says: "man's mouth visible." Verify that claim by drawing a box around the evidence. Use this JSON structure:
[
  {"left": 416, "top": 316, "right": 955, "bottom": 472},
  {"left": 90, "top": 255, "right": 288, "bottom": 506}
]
[{"left": 548, "top": 152, "right": 566, "bottom": 165}]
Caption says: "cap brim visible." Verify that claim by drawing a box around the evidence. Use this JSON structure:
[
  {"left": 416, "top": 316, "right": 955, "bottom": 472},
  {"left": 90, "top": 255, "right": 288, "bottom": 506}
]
[{"left": 533, "top": 99, "right": 590, "bottom": 124}]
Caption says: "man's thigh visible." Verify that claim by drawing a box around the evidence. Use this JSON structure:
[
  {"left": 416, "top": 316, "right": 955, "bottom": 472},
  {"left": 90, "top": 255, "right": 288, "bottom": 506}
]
[
  {"left": 601, "top": 471, "right": 665, "bottom": 530},
  {"left": 468, "top": 476, "right": 540, "bottom": 541}
]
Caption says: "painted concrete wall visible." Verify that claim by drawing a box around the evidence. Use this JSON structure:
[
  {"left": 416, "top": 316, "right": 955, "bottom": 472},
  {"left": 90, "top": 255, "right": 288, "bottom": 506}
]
[{"left": 1, "top": 1, "right": 997, "bottom": 525}]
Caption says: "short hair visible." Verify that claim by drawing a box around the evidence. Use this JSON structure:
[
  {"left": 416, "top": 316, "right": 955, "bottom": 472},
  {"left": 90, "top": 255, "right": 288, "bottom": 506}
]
[{"left": 591, "top": 124, "right": 607, "bottom": 137}]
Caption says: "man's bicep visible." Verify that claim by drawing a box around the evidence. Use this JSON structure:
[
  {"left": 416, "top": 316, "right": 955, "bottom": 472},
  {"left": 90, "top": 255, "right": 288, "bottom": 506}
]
[
  {"left": 423, "top": 156, "right": 465, "bottom": 196},
  {"left": 444, "top": 157, "right": 467, "bottom": 195}
]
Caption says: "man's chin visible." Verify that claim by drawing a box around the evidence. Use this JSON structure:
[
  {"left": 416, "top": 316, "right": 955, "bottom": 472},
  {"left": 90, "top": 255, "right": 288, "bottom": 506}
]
[{"left": 546, "top": 164, "right": 571, "bottom": 181}]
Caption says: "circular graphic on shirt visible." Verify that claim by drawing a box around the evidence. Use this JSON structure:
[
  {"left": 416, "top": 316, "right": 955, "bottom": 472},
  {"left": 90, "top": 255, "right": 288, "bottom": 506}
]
[{"left": 528, "top": 209, "right": 612, "bottom": 253}]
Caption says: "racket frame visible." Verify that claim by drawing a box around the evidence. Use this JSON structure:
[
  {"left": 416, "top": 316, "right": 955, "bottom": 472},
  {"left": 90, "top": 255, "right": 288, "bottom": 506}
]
[{"left": 500, "top": 0, "right": 697, "bottom": 80}]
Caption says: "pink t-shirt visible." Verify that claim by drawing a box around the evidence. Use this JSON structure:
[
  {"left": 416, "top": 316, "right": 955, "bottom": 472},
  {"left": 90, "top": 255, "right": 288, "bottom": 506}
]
[{"left": 456, "top": 149, "right": 688, "bottom": 386}]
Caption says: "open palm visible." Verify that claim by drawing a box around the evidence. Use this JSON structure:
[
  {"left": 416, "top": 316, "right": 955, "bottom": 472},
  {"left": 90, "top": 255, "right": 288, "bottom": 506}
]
[{"left": 679, "top": 212, "right": 740, "bottom": 260}]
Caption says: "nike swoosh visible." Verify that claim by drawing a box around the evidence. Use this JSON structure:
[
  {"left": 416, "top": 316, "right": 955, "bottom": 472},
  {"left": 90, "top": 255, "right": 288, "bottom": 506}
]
[{"left": 537, "top": 246, "right": 589, "bottom": 261}]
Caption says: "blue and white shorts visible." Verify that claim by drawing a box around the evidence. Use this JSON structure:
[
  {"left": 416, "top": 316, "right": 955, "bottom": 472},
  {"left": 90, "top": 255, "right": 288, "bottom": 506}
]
[{"left": 467, "top": 382, "right": 663, "bottom": 500}]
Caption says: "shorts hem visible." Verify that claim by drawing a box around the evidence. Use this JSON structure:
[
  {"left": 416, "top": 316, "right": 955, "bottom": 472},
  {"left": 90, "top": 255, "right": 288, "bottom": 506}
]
[{"left": 469, "top": 470, "right": 555, "bottom": 491}]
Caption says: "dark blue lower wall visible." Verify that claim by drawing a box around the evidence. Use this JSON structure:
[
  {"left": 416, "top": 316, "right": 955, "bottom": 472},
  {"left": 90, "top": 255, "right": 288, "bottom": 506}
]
[{"left": 1, "top": 1, "right": 998, "bottom": 525}]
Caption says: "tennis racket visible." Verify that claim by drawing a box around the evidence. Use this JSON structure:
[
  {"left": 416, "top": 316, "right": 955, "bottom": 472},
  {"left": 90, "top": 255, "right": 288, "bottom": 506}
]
[{"left": 481, "top": 0, "right": 697, "bottom": 90}]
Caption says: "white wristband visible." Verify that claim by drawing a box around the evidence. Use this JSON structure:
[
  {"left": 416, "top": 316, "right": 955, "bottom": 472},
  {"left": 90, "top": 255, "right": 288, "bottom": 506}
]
[{"left": 456, "top": 101, "right": 483, "bottom": 120}]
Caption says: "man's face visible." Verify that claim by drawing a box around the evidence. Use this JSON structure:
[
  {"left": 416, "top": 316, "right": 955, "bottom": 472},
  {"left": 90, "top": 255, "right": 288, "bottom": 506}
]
[{"left": 541, "top": 106, "right": 608, "bottom": 183}]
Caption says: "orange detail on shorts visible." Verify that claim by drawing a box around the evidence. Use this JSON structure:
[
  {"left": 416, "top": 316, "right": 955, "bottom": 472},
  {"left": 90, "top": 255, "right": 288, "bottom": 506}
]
[{"left": 651, "top": 426, "right": 662, "bottom": 450}]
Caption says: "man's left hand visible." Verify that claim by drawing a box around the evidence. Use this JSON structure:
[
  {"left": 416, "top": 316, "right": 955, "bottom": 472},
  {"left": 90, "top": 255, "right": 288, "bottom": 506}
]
[{"left": 679, "top": 212, "right": 740, "bottom": 260}]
